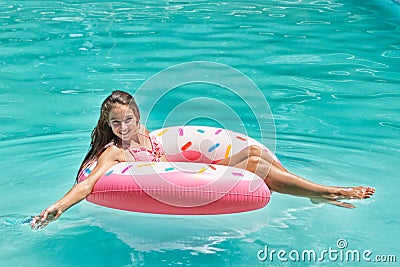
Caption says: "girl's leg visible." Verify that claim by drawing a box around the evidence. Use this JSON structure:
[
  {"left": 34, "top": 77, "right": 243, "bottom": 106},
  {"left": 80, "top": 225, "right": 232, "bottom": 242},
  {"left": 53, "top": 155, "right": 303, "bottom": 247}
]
[
  {"left": 222, "top": 155, "right": 375, "bottom": 208},
  {"left": 216, "top": 145, "right": 287, "bottom": 171}
]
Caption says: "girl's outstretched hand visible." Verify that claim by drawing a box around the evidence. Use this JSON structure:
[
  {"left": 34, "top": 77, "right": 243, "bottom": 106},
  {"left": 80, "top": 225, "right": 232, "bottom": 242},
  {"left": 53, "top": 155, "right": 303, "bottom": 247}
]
[{"left": 31, "top": 205, "right": 62, "bottom": 229}]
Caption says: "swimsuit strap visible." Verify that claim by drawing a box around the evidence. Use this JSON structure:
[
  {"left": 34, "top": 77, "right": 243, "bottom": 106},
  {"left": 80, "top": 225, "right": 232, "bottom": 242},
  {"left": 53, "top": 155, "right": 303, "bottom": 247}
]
[
  {"left": 137, "top": 133, "right": 155, "bottom": 151},
  {"left": 127, "top": 133, "right": 159, "bottom": 161}
]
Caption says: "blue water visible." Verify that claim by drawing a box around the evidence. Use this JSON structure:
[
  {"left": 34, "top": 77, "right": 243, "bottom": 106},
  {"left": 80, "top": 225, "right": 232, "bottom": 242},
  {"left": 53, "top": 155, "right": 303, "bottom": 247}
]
[{"left": 1, "top": 0, "right": 399, "bottom": 266}]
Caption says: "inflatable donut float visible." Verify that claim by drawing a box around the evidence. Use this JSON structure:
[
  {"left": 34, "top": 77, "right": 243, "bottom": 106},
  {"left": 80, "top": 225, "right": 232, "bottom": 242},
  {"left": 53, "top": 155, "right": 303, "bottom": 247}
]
[{"left": 79, "top": 126, "right": 278, "bottom": 215}]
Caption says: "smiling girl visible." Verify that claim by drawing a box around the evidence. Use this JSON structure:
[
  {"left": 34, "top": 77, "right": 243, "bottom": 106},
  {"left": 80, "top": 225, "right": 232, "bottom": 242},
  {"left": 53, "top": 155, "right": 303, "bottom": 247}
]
[{"left": 31, "top": 90, "right": 374, "bottom": 229}]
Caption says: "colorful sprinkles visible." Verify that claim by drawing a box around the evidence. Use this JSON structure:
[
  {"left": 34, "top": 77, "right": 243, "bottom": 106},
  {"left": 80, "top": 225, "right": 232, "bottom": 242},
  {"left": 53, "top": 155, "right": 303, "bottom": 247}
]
[
  {"left": 224, "top": 144, "right": 231, "bottom": 158},
  {"left": 157, "top": 129, "right": 169, "bottom": 136},
  {"left": 195, "top": 166, "right": 208, "bottom": 179},
  {"left": 181, "top": 141, "right": 192, "bottom": 151},
  {"left": 208, "top": 164, "right": 216, "bottom": 170},
  {"left": 208, "top": 143, "right": 220, "bottom": 152},
  {"left": 214, "top": 129, "right": 223, "bottom": 135},
  {"left": 198, "top": 166, "right": 207, "bottom": 173},
  {"left": 137, "top": 163, "right": 156, "bottom": 168},
  {"left": 105, "top": 170, "right": 114, "bottom": 176},
  {"left": 101, "top": 127, "right": 254, "bottom": 183},
  {"left": 121, "top": 165, "right": 133, "bottom": 174},
  {"left": 236, "top": 136, "right": 247, "bottom": 141}
]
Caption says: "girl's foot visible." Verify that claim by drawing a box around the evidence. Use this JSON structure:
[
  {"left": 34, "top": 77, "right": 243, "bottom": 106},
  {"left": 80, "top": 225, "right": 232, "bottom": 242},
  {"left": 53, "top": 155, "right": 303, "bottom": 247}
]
[{"left": 310, "top": 186, "right": 375, "bottom": 208}]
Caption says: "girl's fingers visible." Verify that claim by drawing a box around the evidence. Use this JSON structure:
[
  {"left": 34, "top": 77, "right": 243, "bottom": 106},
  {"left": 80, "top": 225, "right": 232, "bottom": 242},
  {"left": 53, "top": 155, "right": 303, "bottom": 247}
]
[
  {"left": 41, "top": 210, "right": 49, "bottom": 222},
  {"left": 54, "top": 211, "right": 62, "bottom": 220},
  {"left": 31, "top": 207, "right": 60, "bottom": 229},
  {"left": 30, "top": 217, "right": 38, "bottom": 229}
]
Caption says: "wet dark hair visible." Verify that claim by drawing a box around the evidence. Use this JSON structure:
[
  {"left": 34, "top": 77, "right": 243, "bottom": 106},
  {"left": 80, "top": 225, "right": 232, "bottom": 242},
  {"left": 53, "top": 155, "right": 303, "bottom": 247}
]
[{"left": 75, "top": 90, "right": 140, "bottom": 182}]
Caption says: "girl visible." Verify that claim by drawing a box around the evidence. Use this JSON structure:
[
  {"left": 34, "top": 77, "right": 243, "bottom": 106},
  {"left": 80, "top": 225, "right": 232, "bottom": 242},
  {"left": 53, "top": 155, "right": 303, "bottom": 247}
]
[{"left": 31, "top": 90, "right": 375, "bottom": 229}]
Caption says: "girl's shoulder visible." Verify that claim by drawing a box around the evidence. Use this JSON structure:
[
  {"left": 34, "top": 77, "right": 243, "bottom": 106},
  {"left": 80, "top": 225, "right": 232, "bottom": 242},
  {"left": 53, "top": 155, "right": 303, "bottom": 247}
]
[{"left": 99, "top": 143, "right": 124, "bottom": 162}]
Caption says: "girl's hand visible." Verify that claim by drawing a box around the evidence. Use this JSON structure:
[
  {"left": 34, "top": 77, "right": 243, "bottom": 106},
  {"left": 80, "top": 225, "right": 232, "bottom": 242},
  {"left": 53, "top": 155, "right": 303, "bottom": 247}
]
[
  {"left": 30, "top": 205, "right": 62, "bottom": 229},
  {"left": 30, "top": 145, "right": 121, "bottom": 230}
]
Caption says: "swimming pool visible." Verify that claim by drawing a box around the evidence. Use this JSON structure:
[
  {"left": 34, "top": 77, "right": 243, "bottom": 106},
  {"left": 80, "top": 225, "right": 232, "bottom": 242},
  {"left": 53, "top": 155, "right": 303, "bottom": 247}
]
[{"left": 1, "top": 0, "right": 399, "bottom": 266}]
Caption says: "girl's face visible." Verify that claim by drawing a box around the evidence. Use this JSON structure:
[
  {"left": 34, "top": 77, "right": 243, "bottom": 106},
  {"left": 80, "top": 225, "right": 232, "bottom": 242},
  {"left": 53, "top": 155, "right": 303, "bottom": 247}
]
[{"left": 108, "top": 104, "right": 139, "bottom": 141}]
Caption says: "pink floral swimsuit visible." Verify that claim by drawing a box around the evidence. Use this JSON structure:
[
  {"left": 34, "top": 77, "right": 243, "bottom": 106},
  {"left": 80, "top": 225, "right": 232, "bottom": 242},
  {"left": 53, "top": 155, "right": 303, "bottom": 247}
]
[{"left": 127, "top": 134, "right": 164, "bottom": 162}]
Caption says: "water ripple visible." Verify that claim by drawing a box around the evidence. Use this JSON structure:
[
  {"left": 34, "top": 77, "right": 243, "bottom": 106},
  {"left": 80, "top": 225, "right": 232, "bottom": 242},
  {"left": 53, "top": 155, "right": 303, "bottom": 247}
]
[
  {"left": 379, "top": 121, "right": 400, "bottom": 130},
  {"left": 0, "top": 0, "right": 399, "bottom": 266},
  {"left": 332, "top": 92, "right": 400, "bottom": 100}
]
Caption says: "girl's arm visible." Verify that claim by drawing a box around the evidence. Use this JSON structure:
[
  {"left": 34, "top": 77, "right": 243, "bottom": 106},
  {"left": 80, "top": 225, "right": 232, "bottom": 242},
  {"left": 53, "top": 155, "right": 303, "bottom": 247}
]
[{"left": 31, "top": 146, "right": 122, "bottom": 229}]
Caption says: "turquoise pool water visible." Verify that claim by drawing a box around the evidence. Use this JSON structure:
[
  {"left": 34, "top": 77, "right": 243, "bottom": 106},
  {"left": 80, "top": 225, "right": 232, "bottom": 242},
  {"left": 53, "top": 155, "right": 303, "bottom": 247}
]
[{"left": 1, "top": 0, "right": 399, "bottom": 266}]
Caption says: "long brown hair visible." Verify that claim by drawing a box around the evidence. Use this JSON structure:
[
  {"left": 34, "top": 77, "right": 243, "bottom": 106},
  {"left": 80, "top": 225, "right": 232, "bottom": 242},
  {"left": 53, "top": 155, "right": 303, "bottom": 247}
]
[{"left": 76, "top": 90, "right": 140, "bottom": 181}]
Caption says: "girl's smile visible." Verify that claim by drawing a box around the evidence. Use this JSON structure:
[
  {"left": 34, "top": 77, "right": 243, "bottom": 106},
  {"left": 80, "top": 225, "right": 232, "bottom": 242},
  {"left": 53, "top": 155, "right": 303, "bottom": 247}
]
[{"left": 108, "top": 103, "right": 139, "bottom": 142}]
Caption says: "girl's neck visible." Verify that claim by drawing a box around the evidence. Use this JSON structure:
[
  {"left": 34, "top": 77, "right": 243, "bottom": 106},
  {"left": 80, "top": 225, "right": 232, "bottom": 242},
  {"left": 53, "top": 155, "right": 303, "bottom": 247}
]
[{"left": 122, "top": 125, "right": 148, "bottom": 149}]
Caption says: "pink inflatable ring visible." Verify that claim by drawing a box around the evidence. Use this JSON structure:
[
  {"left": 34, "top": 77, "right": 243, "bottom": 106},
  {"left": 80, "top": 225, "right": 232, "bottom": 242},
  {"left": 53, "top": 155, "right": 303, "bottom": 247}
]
[{"left": 79, "top": 126, "right": 278, "bottom": 215}]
